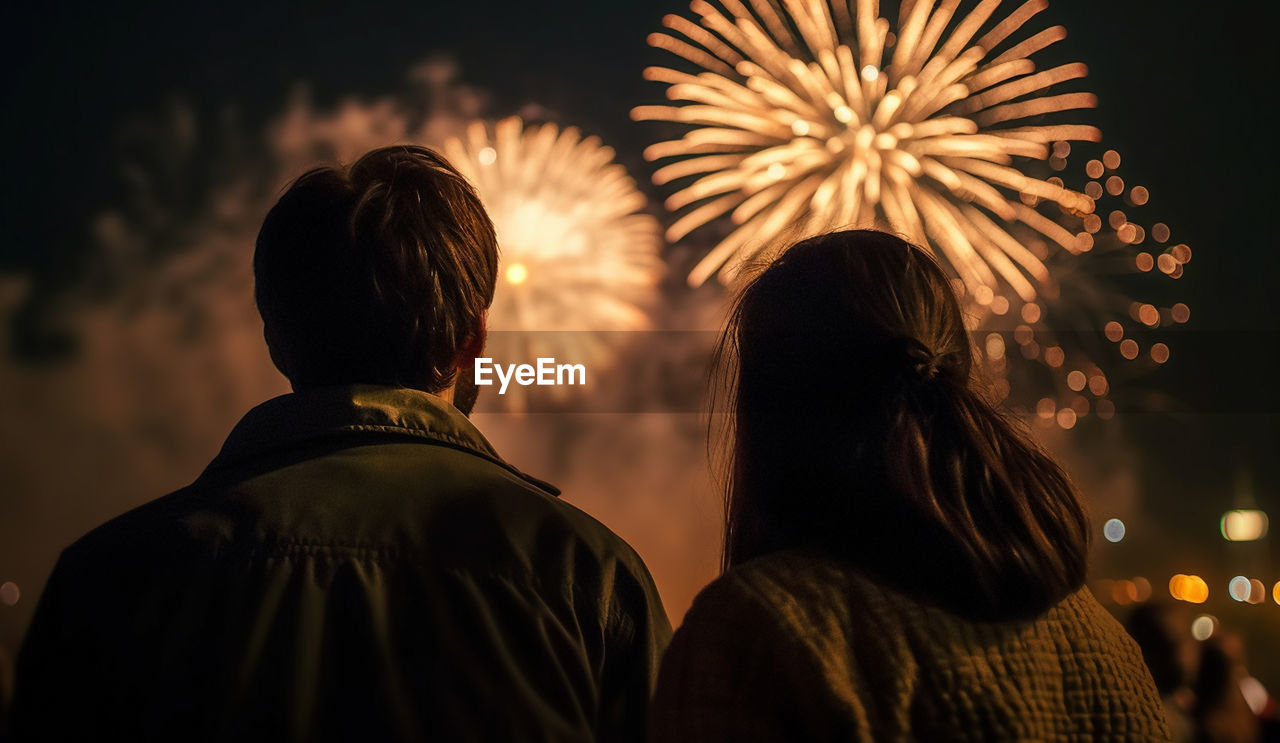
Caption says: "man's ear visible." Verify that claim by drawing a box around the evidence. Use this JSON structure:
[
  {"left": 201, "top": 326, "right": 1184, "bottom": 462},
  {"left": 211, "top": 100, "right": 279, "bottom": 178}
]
[{"left": 454, "top": 311, "right": 487, "bottom": 369}]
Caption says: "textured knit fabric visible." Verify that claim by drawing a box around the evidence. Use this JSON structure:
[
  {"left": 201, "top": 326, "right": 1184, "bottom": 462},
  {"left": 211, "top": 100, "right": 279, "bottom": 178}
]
[
  {"left": 650, "top": 549, "right": 1170, "bottom": 742},
  {"left": 14, "top": 385, "right": 671, "bottom": 742}
]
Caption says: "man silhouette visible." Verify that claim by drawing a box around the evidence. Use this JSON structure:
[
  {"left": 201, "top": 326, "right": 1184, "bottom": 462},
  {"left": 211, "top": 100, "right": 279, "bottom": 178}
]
[{"left": 13, "top": 146, "right": 671, "bottom": 741}]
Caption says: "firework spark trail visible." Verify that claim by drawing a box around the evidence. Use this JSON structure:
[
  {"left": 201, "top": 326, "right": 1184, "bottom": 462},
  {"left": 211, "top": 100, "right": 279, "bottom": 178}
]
[
  {"left": 444, "top": 116, "right": 664, "bottom": 391},
  {"left": 634, "top": 0, "right": 1100, "bottom": 292},
  {"left": 977, "top": 143, "right": 1192, "bottom": 425}
]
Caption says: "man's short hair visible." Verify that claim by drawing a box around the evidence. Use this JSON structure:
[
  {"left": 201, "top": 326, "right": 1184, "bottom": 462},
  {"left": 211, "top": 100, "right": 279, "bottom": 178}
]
[{"left": 254, "top": 145, "right": 498, "bottom": 393}]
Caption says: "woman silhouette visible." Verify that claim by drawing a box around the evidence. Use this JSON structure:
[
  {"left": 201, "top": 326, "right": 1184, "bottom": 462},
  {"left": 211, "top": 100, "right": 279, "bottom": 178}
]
[{"left": 650, "top": 230, "right": 1170, "bottom": 742}]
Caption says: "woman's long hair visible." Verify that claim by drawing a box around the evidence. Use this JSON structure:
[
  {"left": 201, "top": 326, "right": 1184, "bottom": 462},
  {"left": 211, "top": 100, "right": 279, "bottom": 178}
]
[{"left": 712, "top": 229, "right": 1090, "bottom": 619}]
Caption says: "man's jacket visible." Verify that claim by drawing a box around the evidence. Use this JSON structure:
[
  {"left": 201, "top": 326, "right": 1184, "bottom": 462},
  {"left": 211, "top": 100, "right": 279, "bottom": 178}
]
[{"left": 13, "top": 385, "right": 671, "bottom": 741}]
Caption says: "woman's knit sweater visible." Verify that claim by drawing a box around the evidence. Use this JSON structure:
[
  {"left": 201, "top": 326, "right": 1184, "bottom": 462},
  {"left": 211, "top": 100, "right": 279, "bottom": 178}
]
[{"left": 649, "top": 549, "right": 1171, "bottom": 742}]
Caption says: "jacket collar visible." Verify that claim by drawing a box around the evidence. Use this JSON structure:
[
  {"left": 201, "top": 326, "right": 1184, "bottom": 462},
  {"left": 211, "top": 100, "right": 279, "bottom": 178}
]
[{"left": 202, "top": 384, "right": 559, "bottom": 495}]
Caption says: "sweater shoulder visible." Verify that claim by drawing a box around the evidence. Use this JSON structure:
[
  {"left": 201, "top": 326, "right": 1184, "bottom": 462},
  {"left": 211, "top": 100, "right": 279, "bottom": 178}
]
[{"left": 688, "top": 550, "right": 904, "bottom": 632}]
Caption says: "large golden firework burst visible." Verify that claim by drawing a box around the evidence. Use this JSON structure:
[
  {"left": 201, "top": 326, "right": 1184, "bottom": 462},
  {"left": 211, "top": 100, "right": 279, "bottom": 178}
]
[
  {"left": 634, "top": 0, "right": 1100, "bottom": 291},
  {"left": 444, "top": 116, "right": 664, "bottom": 391}
]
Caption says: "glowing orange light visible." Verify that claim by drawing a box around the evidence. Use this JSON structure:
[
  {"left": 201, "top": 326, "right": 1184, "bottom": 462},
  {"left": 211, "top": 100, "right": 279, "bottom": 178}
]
[
  {"left": 1104, "top": 321, "right": 1124, "bottom": 342},
  {"left": 504, "top": 262, "right": 529, "bottom": 285},
  {"left": 1173, "top": 575, "right": 1209, "bottom": 604},
  {"left": 1248, "top": 579, "right": 1266, "bottom": 605},
  {"left": 1133, "top": 577, "right": 1152, "bottom": 602},
  {"left": 984, "top": 333, "right": 1005, "bottom": 361}
]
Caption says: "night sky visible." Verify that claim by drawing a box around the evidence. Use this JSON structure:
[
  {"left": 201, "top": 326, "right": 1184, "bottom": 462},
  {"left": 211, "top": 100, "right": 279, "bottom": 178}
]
[{"left": 2, "top": 0, "right": 1279, "bottom": 678}]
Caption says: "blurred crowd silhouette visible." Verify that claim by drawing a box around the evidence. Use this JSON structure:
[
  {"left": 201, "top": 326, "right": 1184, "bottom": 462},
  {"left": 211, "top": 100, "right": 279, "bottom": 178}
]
[{"left": 1128, "top": 603, "right": 1279, "bottom": 743}]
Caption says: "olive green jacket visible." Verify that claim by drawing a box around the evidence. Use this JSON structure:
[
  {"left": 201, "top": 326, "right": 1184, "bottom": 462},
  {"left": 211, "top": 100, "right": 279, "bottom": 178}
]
[{"left": 14, "top": 385, "right": 671, "bottom": 742}]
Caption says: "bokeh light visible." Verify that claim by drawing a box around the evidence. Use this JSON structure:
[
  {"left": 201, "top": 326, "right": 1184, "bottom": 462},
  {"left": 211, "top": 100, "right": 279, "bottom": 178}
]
[
  {"left": 1242, "top": 677, "right": 1269, "bottom": 715},
  {"left": 1220, "top": 509, "right": 1269, "bottom": 541},
  {"left": 1191, "top": 615, "right": 1217, "bottom": 641},
  {"left": 504, "top": 262, "right": 529, "bottom": 286},
  {"left": 1229, "top": 575, "right": 1251, "bottom": 602},
  {"left": 1169, "top": 574, "right": 1209, "bottom": 604},
  {"left": 1111, "top": 579, "right": 1137, "bottom": 605}
]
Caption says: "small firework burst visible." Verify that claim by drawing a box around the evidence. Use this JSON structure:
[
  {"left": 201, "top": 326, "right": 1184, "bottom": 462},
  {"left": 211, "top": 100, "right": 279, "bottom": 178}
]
[
  {"left": 976, "top": 143, "right": 1191, "bottom": 423},
  {"left": 635, "top": 0, "right": 1100, "bottom": 291},
  {"left": 444, "top": 116, "right": 664, "bottom": 393}
]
